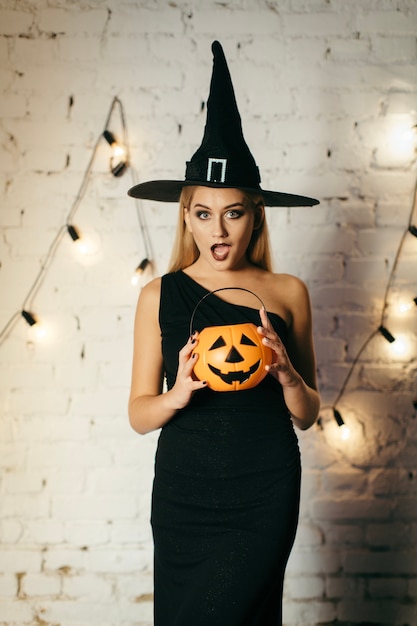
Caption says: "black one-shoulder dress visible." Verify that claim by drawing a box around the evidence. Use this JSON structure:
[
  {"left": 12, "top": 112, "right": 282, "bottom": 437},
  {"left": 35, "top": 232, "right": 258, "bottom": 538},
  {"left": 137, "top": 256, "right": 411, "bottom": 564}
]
[{"left": 152, "top": 271, "right": 301, "bottom": 626}]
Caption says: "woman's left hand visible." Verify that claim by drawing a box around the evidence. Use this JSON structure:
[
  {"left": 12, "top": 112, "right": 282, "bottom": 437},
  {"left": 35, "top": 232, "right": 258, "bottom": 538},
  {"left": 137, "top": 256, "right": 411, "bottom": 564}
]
[{"left": 257, "top": 308, "right": 302, "bottom": 389}]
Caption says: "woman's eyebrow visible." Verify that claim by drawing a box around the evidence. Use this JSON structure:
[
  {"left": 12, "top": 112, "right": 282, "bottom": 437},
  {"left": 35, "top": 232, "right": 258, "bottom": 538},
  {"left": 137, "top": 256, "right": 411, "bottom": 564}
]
[{"left": 192, "top": 202, "right": 245, "bottom": 210}]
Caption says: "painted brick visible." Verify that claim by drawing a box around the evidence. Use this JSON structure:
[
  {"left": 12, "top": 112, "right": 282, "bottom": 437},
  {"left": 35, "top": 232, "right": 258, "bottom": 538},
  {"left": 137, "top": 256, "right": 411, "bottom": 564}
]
[
  {"left": 285, "top": 575, "right": 325, "bottom": 599},
  {"left": 110, "top": 521, "right": 153, "bottom": 545},
  {"left": 286, "top": 549, "right": 342, "bottom": 575},
  {"left": 326, "top": 574, "right": 367, "bottom": 600},
  {"left": 1, "top": 495, "right": 50, "bottom": 520},
  {"left": 338, "top": 598, "right": 417, "bottom": 625},
  {"left": 368, "top": 576, "right": 409, "bottom": 599},
  {"left": 62, "top": 572, "right": 114, "bottom": 599},
  {"left": 3, "top": 472, "right": 45, "bottom": 494},
  {"left": 357, "top": 10, "right": 417, "bottom": 34},
  {"left": 282, "top": 598, "right": 337, "bottom": 625},
  {"left": 312, "top": 497, "right": 392, "bottom": 521},
  {"left": 0, "top": 36, "right": 7, "bottom": 59},
  {"left": 27, "top": 442, "right": 112, "bottom": 468},
  {"left": 321, "top": 469, "right": 368, "bottom": 496},
  {"left": 0, "top": 600, "right": 34, "bottom": 622},
  {"left": 38, "top": 8, "right": 108, "bottom": 34},
  {"left": 0, "top": 520, "right": 24, "bottom": 544},
  {"left": 87, "top": 547, "right": 151, "bottom": 574},
  {"left": 108, "top": 7, "right": 184, "bottom": 35},
  {"left": 32, "top": 598, "right": 122, "bottom": 624},
  {"left": 21, "top": 573, "right": 62, "bottom": 597},
  {"left": 372, "top": 35, "right": 417, "bottom": 62},
  {"left": 328, "top": 37, "right": 371, "bottom": 62},
  {"left": 191, "top": 9, "right": 281, "bottom": 36},
  {"left": 0, "top": 573, "right": 18, "bottom": 596},
  {"left": 0, "top": 10, "right": 33, "bottom": 35},
  {"left": 21, "top": 521, "right": 65, "bottom": 545},
  {"left": 13, "top": 416, "right": 90, "bottom": 442},
  {"left": 0, "top": 549, "right": 41, "bottom": 573},
  {"left": 64, "top": 522, "right": 111, "bottom": 547},
  {"left": 343, "top": 550, "right": 417, "bottom": 575},
  {"left": 51, "top": 494, "right": 137, "bottom": 522},
  {"left": 283, "top": 12, "right": 350, "bottom": 36}
]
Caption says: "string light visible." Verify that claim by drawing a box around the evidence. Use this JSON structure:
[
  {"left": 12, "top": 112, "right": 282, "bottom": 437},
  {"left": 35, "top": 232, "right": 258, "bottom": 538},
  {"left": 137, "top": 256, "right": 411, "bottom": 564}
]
[
  {"left": 321, "top": 133, "right": 417, "bottom": 431},
  {"left": 21, "top": 310, "right": 46, "bottom": 340},
  {"left": 21, "top": 310, "right": 37, "bottom": 327},
  {"left": 131, "top": 258, "right": 151, "bottom": 286},
  {"left": 67, "top": 224, "right": 80, "bottom": 242},
  {"left": 111, "top": 160, "right": 128, "bottom": 177},
  {"left": 66, "top": 223, "right": 94, "bottom": 256},
  {"left": 333, "top": 409, "right": 351, "bottom": 440},
  {"left": 378, "top": 325, "right": 396, "bottom": 343},
  {"left": 389, "top": 334, "right": 409, "bottom": 357},
  {"left": 103, "top": 130, "right": 125, "bottom": 158},
  {"left": 103, "top": 129, "right": 128, "bottom": 177},
  {"left": 0, "top": 97, "right": 153, "bottom": 347},
  {"left": 398, "top": 297, "right": 417, "bottom": 313}
]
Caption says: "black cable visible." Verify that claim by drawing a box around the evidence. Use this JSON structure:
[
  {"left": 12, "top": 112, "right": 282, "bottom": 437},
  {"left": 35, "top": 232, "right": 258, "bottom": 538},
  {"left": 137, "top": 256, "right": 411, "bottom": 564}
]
[
  {"left": 329, "top": 172, "right": 417, "bottom": 420},
  {"left": 0, "top": 96, "right": 144, "bottom": 346}
]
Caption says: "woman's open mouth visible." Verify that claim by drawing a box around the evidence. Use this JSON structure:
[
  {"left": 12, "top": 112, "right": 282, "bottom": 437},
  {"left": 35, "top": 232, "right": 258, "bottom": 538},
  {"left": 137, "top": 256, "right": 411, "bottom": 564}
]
[{"left": 211, "top": 244, "right": 230, "bottom": 261}]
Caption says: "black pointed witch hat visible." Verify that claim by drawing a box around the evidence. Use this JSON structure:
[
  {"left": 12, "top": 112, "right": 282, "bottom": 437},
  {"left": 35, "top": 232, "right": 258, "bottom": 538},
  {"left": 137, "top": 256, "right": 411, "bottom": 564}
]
[{"left": 128, "top": 41, "right": 319, "bottom": 207}]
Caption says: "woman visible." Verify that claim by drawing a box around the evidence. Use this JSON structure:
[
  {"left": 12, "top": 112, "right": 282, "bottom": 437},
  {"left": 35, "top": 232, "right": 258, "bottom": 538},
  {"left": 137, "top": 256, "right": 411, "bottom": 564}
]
[{"left": 128, "top": 42, "right": 320, "bottom": 625}]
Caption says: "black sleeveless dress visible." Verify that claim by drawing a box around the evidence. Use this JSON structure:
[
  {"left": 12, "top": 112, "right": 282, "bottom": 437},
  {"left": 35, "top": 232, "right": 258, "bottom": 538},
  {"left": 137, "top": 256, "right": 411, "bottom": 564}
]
[{"left": 152, "top": 271, "right": 301, "bottom": 626}]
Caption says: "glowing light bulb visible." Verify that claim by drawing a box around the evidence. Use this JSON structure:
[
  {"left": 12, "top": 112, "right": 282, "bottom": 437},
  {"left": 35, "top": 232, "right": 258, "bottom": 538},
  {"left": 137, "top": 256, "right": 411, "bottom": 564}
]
[
  {"left": 385, "top": 116, "right": 417, "bottom": 161},
  {"left": 390, "top": 335, "right": 408, "bottom": 356},
  {"left": 401, "top": 126, "right": 416, "bottom": 142},
  {"left": 75, "top": 237, "right": 91, "bottom": 255},
  {"left": 112, "top": 143, "right": 126, "bottom": 159},
  {"left": 339, "top": 424, "right": 351, "bottom": 441},
  {"left": 398, "top": 302, "right": 413, "bottom": 313},
  {"left": 103, "top": 130, "right": 126, "bottom": 164},
  {"left": 131, "top": 258, "right": 150, "bottom": 285},
  {"left": 31, "top": 323, "right": 47, "bottom": 340},
  {"left": 67, "top": 225, "right": 92, "bottom": 256}
]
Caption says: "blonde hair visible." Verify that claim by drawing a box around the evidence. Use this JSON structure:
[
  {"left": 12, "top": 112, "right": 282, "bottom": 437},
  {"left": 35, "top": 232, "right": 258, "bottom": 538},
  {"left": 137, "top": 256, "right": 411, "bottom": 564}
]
[{"left": 168, "top": 185, "right": 273, "bottom": 273}]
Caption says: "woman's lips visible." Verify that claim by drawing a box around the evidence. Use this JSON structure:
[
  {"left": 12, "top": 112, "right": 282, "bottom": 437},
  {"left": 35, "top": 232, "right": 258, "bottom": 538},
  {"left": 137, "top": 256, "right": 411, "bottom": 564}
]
[{"left": 211, "top": 244, "right": 230, "bottom": 261}]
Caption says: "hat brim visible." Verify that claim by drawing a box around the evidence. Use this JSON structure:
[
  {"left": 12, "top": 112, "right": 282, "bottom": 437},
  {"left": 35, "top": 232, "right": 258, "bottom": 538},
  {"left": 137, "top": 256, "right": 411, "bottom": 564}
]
[{"left": 127, "top": 180, "right": 319, "bottom": 207}]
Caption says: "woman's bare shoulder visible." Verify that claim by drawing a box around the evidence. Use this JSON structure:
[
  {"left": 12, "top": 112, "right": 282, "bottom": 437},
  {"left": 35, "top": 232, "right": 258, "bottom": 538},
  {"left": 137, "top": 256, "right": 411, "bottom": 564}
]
[
  {"left": 270, "top": 272, "right": 309, "bottom": 297},
  {"left": 134, "top": 276, "right": 163, "bottom": 321},
  {"left": 138, "top": 275, "right": 162, "bottom": 300}
]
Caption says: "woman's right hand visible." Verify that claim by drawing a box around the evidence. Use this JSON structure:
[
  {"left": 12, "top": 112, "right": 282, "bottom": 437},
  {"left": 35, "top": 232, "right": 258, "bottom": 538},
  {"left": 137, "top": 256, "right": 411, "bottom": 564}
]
[{"left": 170, "top": 333, "right": 207, "bottom": 410}]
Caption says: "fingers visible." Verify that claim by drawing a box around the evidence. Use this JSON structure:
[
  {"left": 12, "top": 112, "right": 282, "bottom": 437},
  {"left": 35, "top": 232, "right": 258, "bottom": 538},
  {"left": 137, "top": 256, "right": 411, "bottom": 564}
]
[
  {"left": 179, "top": 332, "right": 197, "bottom": 360},
  {"left": 257, "top": 313, "right": 289, "bottom": 378},
  {"left": 178, "top": 333, "right": 207, "bottom": 388},
  {"left": 259, "top": 306, "right": 273, "bottom": 331},
  {"left": 257, "top": 316, "right": 283, "bottom": 351}
]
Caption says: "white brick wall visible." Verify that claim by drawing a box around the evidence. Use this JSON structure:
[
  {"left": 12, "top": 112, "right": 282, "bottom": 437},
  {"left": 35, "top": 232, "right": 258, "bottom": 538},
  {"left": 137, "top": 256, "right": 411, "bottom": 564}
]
[{"left": 1, "top": 1, "right": 416, "bottom": 625}]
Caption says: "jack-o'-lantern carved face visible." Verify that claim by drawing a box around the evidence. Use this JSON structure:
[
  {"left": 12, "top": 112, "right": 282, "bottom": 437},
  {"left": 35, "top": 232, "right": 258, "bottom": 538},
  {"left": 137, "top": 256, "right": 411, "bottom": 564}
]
[{"left": 192, "top": 322, "right": 273, "bottom": 391}]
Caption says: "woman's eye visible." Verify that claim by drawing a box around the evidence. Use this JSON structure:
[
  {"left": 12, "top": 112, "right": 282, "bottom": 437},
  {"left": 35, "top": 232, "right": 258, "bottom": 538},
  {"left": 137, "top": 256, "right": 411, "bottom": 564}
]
[
  {"left": 226, "top": 210, "right": 243, "bottom": 219},
  {"left": 196, "top": 211, "right": 210, "bottom": 220}
]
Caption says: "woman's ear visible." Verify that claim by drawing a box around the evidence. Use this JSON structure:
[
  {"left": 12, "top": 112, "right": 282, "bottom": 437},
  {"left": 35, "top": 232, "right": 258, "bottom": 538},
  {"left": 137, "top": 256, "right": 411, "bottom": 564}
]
[
  {"left": 183, "top": 207, "right": 193, "bottom": 233},
  {"left": 253, "top": 205, "right": 265, "bottom": 230}
]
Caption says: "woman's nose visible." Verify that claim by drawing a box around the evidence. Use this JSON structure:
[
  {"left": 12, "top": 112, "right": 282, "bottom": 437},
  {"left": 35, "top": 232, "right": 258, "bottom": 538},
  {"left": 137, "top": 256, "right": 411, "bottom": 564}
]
[{"left": 212, "top": 216, "right": 227, "bottom": 237}]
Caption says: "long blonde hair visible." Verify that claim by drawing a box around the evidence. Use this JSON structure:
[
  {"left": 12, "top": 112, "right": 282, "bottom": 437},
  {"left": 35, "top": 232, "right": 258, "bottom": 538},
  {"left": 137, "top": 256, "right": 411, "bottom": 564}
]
[{"left": 168, "top": 186, "right": 273, "bottom": 273}]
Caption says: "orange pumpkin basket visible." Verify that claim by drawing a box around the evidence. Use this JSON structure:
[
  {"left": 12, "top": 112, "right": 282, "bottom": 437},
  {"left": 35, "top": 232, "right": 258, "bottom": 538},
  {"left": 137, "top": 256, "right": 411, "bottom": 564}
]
[{"left": 190, "top": 288, "right": 273, "bottom": 392}]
